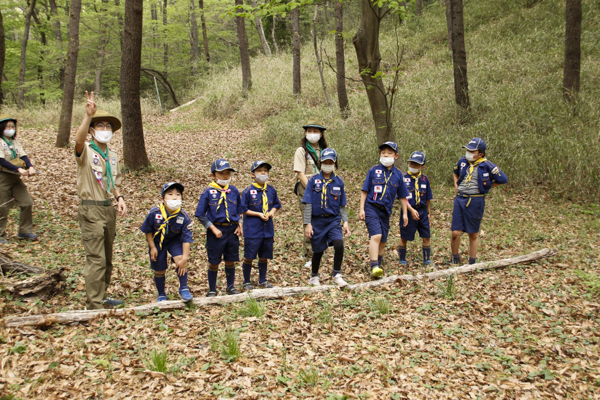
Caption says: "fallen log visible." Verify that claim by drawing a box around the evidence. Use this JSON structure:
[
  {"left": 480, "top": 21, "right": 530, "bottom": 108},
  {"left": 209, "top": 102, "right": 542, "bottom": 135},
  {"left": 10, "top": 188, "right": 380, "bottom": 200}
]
[
  {"left": 0, "top": 252, "right": 44, "bottom": 275},
  {"left": 3, "top": 268, "right": 67, "bottom": 300},
  {"left": 3, "top": 249, "right": 556, "bottom": 328}
]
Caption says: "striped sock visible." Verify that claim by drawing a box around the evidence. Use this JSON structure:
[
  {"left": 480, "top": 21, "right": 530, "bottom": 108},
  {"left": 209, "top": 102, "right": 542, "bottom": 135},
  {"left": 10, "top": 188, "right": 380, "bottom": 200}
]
[
  {"left": 370, "top": 260, "right": 379, "bottom": 270},
  {"left": 377, "top": 255, "right": 383, "bottom": 266},
  {"left": 469, "top": 257, "right": 477, "bottom": 265},
  {"left": 258, "top": 260, "right": 268, "bottom": 284},
  {"left": 398, "top": 246, "right": 407, "bottom": 262},
  {"left": 242, "top": 260, "right": 253, "bottom": 283},
  {"left": 225, "top": 264, "right": 236, "bottom": 290},
  {"left": 207, "top": 266, "right": 219, "bottom": 292},
  {"left": 452, "top": 254, "right": 460, "bottom": 264},
  {"left": 422, "top": 246, "right": 431, "bottom": 262},
  {"left": 154, "top": 274, "right": 166, "bottom": 296},
  {"left": 178, "top": 272, "right": 188, "bottom": 288}
]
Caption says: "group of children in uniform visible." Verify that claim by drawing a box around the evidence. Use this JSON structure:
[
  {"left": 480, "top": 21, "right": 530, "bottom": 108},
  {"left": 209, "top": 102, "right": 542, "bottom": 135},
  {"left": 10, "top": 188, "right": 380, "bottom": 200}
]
[{"left": 141, "top": 121, "right": 507, "bottom": 302}]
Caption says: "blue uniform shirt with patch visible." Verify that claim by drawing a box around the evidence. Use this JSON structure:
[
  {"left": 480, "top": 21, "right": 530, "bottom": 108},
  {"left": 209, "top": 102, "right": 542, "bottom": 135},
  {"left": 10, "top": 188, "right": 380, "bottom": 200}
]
[
  {"left": 361, "top": 164, "right": 409, "bottom": 214},
  {"left": 195, "top": 185, "right": 242, "bottom": 224},
  {"left": 453, "top": 156, "right": 508, "bottom": 194},
  {"left": 140, "top": 207, "right": 194, "bottom": 244},
  {"left": 403, "top": 172, "right": 433, "bottom": 208},
  {"left": 302, "top": 172, "right": 347, "bottom": 216},
  {"left": 240, "top": 184, "right": 282, "bottom": 238}
]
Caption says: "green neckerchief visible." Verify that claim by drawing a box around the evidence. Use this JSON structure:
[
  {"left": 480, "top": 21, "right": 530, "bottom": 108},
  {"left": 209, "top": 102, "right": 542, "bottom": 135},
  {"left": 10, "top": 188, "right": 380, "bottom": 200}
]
[
  {"left": 90, "top": 139, "right": 115, "bottom": 192},
  {"left": 305, "top": 142, "right": 321, "bottom": 174},
  {"left": 2, "top": 137, "right": 17, "bottom": 159}
]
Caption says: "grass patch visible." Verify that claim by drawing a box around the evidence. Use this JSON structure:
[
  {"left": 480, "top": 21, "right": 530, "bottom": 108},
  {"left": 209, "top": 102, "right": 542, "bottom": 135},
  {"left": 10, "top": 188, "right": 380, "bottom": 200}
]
[
  {"left": 437, "top": 274, "right": 457, "bottom": 300},
  {"left": 371, "top": 298, "right": 392, "bottom": 315},
  {"left": 575, "top": 270, "right": 600, "bottom": 297},
  {"left": 236, "top": 295, "right": 266, "bottom": 318},
  {"left": 209, "top": 327, "right": 241, "bottom": 363},
  {"left": 144, "top": 347, "right": 168, "bottom": 373}
]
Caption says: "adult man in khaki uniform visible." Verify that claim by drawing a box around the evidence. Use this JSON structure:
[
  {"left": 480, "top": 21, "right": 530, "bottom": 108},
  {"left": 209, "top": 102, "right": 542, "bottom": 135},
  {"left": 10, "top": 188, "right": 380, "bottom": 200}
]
[{"left": 75, "top": 92, "right": 127, "bottom": 310}]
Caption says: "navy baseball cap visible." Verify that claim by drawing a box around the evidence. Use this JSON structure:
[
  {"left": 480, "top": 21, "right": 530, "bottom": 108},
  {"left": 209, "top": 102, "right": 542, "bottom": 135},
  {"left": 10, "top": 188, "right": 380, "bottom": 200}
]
[
  {"left": 321, "top": 148, "right": 338, "bottom": 162},
  {"left": 463, "top": 138, "right": 487, "bottom": 152},
  {"left": 251, "top": 160, "right": 272, "bottom": 172},
  {"left": 211, "top": 158, "right": 236, "bottom": 173},
  {"left": 408, "top": 151, "right": 426, "bottom": 165},
  {"left": 378, "top": 141, "right": 399, "bottom": 154},
  {"left": 161, "top": 182, "right": 184, "bottom": 197}
]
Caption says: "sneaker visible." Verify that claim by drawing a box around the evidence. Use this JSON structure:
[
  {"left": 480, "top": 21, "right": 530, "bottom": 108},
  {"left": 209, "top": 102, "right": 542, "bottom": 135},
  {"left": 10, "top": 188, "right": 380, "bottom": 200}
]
[
  {"left": 227, "top": 287, "right": 241, "bottom": 295},
  {"left": 0, "top": 238, "right": 8, "bottom": 244},
  {"left": 399, "top": 260, "right": 408, "bottom": 266},
  {"left": 332, "top": 274, "right": 348, "bottom": 288},
  {"left": 179, "top": 287, "right": 194, "bottom": 302},
  {"left": 371, "top": 266, "right": 384, "bottom": 278},
  {"left": 445, "top": 258, "right": 460, "bottom": 266},
  {"left": 243, "top": 282, "right": 254, "bottom": 291},
  {"left": 102, "top": 297, "right": 123, "bottom": 307},
  {"left": 206, "top": 290, "right": 218, "bottom": 297},
  {"left": 258, "top": 281, "right": 274, "bottom": 289},
  {"left": 157, "top": 295, "right": 168, "bottom": 302},
  {"left": 304, "top": 260, "right": 312, "bottom": 269},
  {"left": 423, "top": 260, "right": 432, "bottom": 267},
  {"left": 18, "top": 233, "right": 39, "bottom": 241},
  {"left": 308, "top": 276, "right": 320, "bottom": 286}
]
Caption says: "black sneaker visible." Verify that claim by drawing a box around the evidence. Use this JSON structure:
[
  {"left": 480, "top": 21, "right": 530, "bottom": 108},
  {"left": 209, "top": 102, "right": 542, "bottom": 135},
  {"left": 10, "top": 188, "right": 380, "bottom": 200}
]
[
  {"left": 227, "top": 287, "right": 240, "bottom": 295},
  {"left": 258, "top": 281, "right": 274, "bottom": 289},
  {"left": 243, "top": 282, "right": 254, "bottom": 291},
  {"left": 18, "top": 233, "right": 39, "bottom": 241},
  {"left": 102, "top": 297, "right": 123, "bottom": 307},
  {"left": 206, "top": 291, "right": 218, "bottom": 297}
]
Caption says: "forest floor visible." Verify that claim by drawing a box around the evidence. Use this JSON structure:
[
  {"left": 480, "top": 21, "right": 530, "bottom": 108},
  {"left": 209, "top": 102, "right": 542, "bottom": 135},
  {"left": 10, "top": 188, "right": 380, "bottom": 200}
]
[{"left": 0, "top": 108, "right": 599, "bottom": 399}]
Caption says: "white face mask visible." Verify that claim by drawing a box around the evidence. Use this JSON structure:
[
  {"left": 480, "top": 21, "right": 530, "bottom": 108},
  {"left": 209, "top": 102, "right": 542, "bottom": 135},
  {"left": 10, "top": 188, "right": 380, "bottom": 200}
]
[
  {"left": 217, "top": 178, "right": 231, "bottom": 187},
  {"left": 408, "top": 166, "right": 421, "bottom": 174},
  {"left": 465, "top": 151, "right": 476, "bottom": 162},
  {"left": 321, "top": 164, "right": 335, "bottom": 173},
  {"left": 255, "top": 174, "right": 268, "bottom": 184},
  {"left": 306, "top": 134, "right": 321, "bottom": 144},
  {"left": 165, "top": 199, "right": 182, "bottom": 210},
  {"left": 92, "top": 128, "right": 113, "bottom": 144},
  {"left": 380, "top": 157, "right": 395, "bottom": 167},
  {"left": 3, "top": 129, "right": 15, "bottom": 138}
]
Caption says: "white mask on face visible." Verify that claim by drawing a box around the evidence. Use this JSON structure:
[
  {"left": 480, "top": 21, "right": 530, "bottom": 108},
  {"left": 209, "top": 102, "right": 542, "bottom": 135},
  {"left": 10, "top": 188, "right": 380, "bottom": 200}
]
[
  {"left": 380, "top": 157, "right": 395, "bottom": 167},
  {"left": 321, "top": 164, "right": 335, "bottom": 173},
  {"left": 217, "top": 178, "right": 231, "bottom": 187},
  {"left": 306, "top": 134, "right": 321, "bottom": 144},
  {"left": 92, "top": 128, "right": 113, "bottom": 144},
  {"left": 165, "top": 199, "right": 182, "bottom": 210},
  {"left": 3, "top": 129, "right": 15, "bottom": 138},
  {"left": 465, "top": 151, "right": 476, "bottom": 162},
  {"left": 408, "top": 166, "right": 421, "bottom": 174},
  {"left": 255, "top": 174, "right": 268, "bottom": 184}
]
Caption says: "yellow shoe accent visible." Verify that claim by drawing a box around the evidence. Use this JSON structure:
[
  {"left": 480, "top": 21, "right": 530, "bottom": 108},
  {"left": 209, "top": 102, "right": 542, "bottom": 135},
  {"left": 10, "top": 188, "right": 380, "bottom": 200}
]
[{"left": 371, "top": 266, "right": 384, "bottom": 278}]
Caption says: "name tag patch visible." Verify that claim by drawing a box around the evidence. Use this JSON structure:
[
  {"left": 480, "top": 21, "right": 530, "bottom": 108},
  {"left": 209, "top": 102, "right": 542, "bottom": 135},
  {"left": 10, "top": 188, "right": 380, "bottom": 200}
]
[
  {"left": 483, "top": 173, "right": 489, "bottom": 177},
  {"left": 111, "top": 157, "right": 116, "bottom": 165},
  {"left": 176, "top": 217, "right": 184, "bottom": 224},
  {"left": 421, "top": 184, "right": 427, "bottom": 189},
  {"left": 374, "top": 185, "right": 383, "bottom": 193},
  {"left": 333, "top": 187, "right": 340, "bottom": 190}
]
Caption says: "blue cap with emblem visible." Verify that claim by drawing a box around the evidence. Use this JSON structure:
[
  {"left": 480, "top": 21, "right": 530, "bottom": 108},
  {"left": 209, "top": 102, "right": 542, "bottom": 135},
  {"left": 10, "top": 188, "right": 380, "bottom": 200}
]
[
  {"left": 211, "top": 158, "right": 236, "bottom": 173},
  {"left": 320, "top": 148, "right": 338, "bottom": 162},
  {"left": 161, "top": 182, "right": 184, "bottom": 197},
  {"left": 251, "top": 160, "right": 272, "bottom": 172},
  {"left": 408, "top": 151, "right": 426, "bottom": 165},
  {"left": 378, "top": 141, "right": 399, "bottom": 154},
  {"left": 462, "top": 138, "right": 487, "bottom": 152}
]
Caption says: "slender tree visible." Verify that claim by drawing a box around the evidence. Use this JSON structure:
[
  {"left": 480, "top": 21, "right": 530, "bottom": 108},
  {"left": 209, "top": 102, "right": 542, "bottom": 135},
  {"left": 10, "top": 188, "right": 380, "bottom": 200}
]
[
  {"left": 444, "top": 0, "right": 452, "bottom": 50},
  {"left": 334, "top": 0, "right": 348, "bottom": 116},
  {"left": 292, "top": 7, "right": 301, "bottom": 96},
  {"left": 189, "top": 0, "right": 199, "bottom": 75},
  {"left": 251, "top": 0, "right": 271, "bottom": 56},
  {"left": 563, "top": 0, "right": 582, "bottom": 102},
  {"left": 313, "top": 5, "right": 330, "bottom": 106},
  {"left": 48, "top": 0, "right": 65, "bottom": 88},
  {"left": 163, "top": 0, "right": 169, "bottom": 73},
  {"left": 235, "top": 0, "right": 252, "bottom": 92},
  {"left": 93, "top": 0, "right": 109, "bottom": 93},
  {"left": 271, "top": 14, "right": 279, "bottom": 54},
  {"left": 121, "top": 0, "right": 150, "bottom": 169},
  {"left": 31, "top": 8, "right": 47, "bottom": 103},
  {"left": 18, "top": 0, "right": 38, "bottom": 108},
  {"left": 448, "top": 0, "right": 469, "bottom": 108},
  {"left": 55, "top": 0, "right": 82, "bottom": 147},
  {"left": 0, "top": 10, "right": 5, "bottom": 107},
  {"left": 199, "top": 0, "right": 210, "bottom": 62}
]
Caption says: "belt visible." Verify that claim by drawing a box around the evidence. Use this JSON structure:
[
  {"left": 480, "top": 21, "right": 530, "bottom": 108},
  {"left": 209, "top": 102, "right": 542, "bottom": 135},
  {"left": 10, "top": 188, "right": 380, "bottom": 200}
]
[
  {"left": 371, "top": 202, "right": 385, "bottom": 209},
  {"left": 457, "top": 192, "right": 485, "bottom": 207},
  {"left": 81, "top": 199, "right": 112, "bottom": 206},
  {"left": 214, "top": 222, "right": 238, "bottom": 226},
  {"left": 314, "top": 213, "right": 334, "bottom": 218}
]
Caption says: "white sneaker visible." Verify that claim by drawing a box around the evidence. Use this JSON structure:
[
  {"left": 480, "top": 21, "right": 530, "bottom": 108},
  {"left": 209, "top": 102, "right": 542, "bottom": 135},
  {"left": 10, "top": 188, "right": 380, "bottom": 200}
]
[
  {"left": 332, "top": 274, "right": 348, "bottom": 288},
  {"left": 304, "top": 260, "right": 312, "bottom": 269},
  {"left": 308, "top": 276, "right": 320, "bottom": 286}
]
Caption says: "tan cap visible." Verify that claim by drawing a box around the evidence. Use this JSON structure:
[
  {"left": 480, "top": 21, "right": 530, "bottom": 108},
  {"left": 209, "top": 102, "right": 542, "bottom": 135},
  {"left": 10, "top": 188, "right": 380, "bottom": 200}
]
[
  {"left": 90, "top": 110, "right": 121, "bottom": 132},
  {"left": 302, "top": 119, "right": 326, "bottom": 131},
  {"left": 0, "top": 115, "right": 17, "bottom": 124}
]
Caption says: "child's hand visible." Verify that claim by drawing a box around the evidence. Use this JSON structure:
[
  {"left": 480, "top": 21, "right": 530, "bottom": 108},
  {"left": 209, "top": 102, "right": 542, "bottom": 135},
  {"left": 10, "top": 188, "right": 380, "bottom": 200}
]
[
  {"left": 234, "top": 224, "right": 243, "bottom": 236},
  {"left": 260, "top": 213, "right": 269, "bottom": 221},
  {"left": 267, "top": 209, "right": 276, "bottom": 219},
  {"left": 304, "top": 224, "right": 314, "bottom": 239},
  {"left": 359, "top": 208, "right": 365, "bottom": 221},
  {"left": 176, "top": 258, "right": 188, "bottom": 276},
  {"left": 343, "top": 222, "right": 351, "bottom": 237},
  {"left": 410, "top": 208, "right": 420, "bottom": 221},
  {"left": 150, "top": 247, "right": 158, "bottom": 262},
  {"left": 211, "top": 226, "right": 223, "bottom": 238},
  {"left": 402, "top": 214, "right": 409, "bottom": 227}
]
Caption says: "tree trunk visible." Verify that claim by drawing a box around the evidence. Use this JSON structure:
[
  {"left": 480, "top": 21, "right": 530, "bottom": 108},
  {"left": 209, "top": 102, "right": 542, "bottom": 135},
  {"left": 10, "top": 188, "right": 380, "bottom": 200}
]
[
  {"left": 32, "top": 10, "right": 47, "bottom": 104},
  {"left": 93, "top": 37, "right": 106, "bottom": 93},
  {"left": 563, "top": 0, "right": 581, "bottom": 102},
  {"left": 18, "top": 0, "right": 38, "bottom": 109},
  {"left": 271, "top": 14, "right": 279, "bottom": 54},
  {"left": 313, "top": 5, "right": 331, "bottom": 106},
  {"left": 199, "top": 0, "right": 210, "bottom": 62},
  {"left": 55, "top": 0, "right": 81, "bottom": 148},
  {"left": 235, "top": 0, "right": 251, "bottom": 92},
  {"left": 449, "top": 0, "right": 469, "bottom": 108},
  {"left": 0, "top": 10, "right": 5, "bottom": 107},
  {"left": 189, "top": 0, "right": 199, "bottom": 75},
  {"left": 444, "top": 0, "right": 452, "bottom": 50},
  {"left": 352, "top": 0, "right": 395, "bottom": 145},
  {"left": 334, "top": 0, "right": 348, "bottom": 116},
  {"left": 48, "top": 0, "right": 65, "bottom": 89},
  {"left": 416, "top": 0, "right": 422, "bottom": 16},
  {"left": 121, "top": 0, "right": 150, "bottom": 170},
  {"left": 150, "top": 1, "right": 157, "bottom": 19},
  {"left": 292, "top": 7, "right": 301, "bottom": 96},
  {"left": 163, "top": 0, "right": 169, "bottom": 74},
  {"left": 250, "top": 0, "right": 271, "bottom": 56},
  {"left": 115, "top": 0, "right": 124, "bottom": 50}
]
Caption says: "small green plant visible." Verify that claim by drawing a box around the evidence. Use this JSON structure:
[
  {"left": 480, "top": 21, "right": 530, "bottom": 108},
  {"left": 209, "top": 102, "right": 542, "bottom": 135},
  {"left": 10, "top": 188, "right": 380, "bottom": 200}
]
[
  {"left": 209, "top": 328, "right": 222, "bottom": 352},
  {"left": 575, "top": 270, "right": 600, "bottom": 296},
  {"left": 437, "top": 274, "right": 457, "bottom": 300},
  {"left": 221, "top": 328, "right": 241, "bottom": 362},
  {"left": 316, "top": 302, "right": 334, "bottom": 326},
  {"left": 8, "top": 342, "right": 27, "bottom": 355},
  {"left": 144, "top": 347, "right": 168, "bottom": 373},
  {"left": 298, "top": 362, "right": 320, "bottom": 387},
  {"left": 372, "top": 298, "right": 392, "bottom": 315},
  {"left": 237, "top": 295, "right": 265, "bottom": 318}
]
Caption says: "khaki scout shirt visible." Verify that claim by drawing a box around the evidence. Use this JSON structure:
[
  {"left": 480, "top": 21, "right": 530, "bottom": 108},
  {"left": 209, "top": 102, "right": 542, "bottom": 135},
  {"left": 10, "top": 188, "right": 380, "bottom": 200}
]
[
  {"left": 293, "top": 146, "right": 320, "bottom": 179},
  {"left": 0, "top": 138, "right": 27, "bottom": 161},
  {"left": 75, "top": 142, "right": 121, "bottom": 201}
]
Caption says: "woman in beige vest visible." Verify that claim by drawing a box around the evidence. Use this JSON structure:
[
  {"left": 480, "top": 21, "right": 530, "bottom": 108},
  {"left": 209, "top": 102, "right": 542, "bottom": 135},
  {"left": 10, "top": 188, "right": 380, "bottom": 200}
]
[{"left": 293, "top": 119, "right": 328, "bottom": 268}]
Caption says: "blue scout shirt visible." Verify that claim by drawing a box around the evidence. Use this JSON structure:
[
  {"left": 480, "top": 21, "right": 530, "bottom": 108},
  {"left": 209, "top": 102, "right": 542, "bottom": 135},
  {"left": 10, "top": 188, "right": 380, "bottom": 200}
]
[
  {"left": 240, "top": 184, "right": 282, "bottom": 238},
  {"left": 362, "top": 164, "right": 409, "bottom": 214},
  {"left": 403, "top": 172, "right": 433, "bottom": 208},
  {"left": 302, "top": 172, "right": 347, "bottom": 216},
  {"left": 195, "top": 185, "right": 242, "bottom": 224},
  {"left": 453, "top": 157, "right": 508, "bottom": 195},
  {"left": 140, "top": 207, "right": 194, "bottom": 243}
]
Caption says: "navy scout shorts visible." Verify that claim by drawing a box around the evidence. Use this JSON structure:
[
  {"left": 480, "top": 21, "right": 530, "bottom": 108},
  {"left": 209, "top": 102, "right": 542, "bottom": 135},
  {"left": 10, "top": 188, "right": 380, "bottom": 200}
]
[
  {"left": 451, "top": 195, "right": 485, "bottom": 234},
  {"left": 311, "top": 215, "right": 343, "bottom": 254},
  {"left": 206, "top": 223, "right": 240, "bottom": 265},
  {"left": 149, "top": 239, "right": 184, "bottom": 271},
  {"left": 400, "top": 206, "right": 430, "bottom": 241},
  {"left": 364, "top": 202, "right": 391, "bottom": 242},
  {"left": 244, "top": 237, "right": 274, "bottom": 260}
]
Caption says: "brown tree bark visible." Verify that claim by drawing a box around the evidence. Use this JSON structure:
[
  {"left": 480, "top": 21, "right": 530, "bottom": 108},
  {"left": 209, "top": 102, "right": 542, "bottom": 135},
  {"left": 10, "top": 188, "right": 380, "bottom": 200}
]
[
  {"left": 31, "top": 9, "right": 47, "bottom": 104},
  {"left": 334, "top": 0, "right": 348, "bottom": 116},
  {"left": 235, "top": 0, "right": 252, "bottom": 92},
  {"left": 250, "top": 0, "right": 271, "bottom": 56},
  {"left": 0, "top": 10, "right": 5, "bottom": 107},
  {"left": 55, "top": 0, "right": 81, "bottom": 148},
  {"left": 121, "top": 0, "right": 150, "bottom": 170},
  {"left": 199, "top": 0, "right": 210, "bottom": 62},
  {"left": 563, "top": 0, "right": 581, "bottom": 102},
  {"left": 449, "top": 0, "right": 469, "bottom": 108},
  {"left": 48, "top": 0, "right": 64, "bottom": 88},
  {"left": 313, "top": 5, "right": 331, "bottom": 106},
  {"left": 416, "top": 0, "right": 422, "bottom": 16},
  {"left": 189, "top": 0, "right": 199, "bottom": 75},
  {"left": 115, "top": 0, "right": 124, "bottom": 50},
  {"left": 292, "top": 7, "right": 301, "bottom": 96},
  {"left": 444, "top": 0, "right": 452, "bottom": 50},
  {"left": 163, "top": 0, "right": 169, "bottom": 73},
  {"left": 93, "top": 0, "right": 109, "bottom": 94},
  {"left": 18, "top": 0, "right": 38, "bottom": 108},
  {"left": 271, "top": 14, "right": 279, "bottom": 54},
  {"left": 352, "top": 0, "right": 396, "bottom": 145}
]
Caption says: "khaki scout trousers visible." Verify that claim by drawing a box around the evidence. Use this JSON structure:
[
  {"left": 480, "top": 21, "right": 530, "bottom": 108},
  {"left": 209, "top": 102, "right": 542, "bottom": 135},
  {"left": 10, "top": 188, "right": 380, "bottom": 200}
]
[
  {"left": 78, "top": 204, "right": 116, "bottom": 310},
  {"left": 0, "top": 173, "right": 34, "bottom": 239},
  {"left": 296, "top": 183, "right": 313, "bottom": 260}
]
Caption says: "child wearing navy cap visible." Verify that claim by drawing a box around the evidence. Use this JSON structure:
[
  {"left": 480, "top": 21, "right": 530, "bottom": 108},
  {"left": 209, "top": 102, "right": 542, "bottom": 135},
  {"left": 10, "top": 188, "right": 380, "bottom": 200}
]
[
  {"left": 240, "top": 161, "right": 282, "bottom": 290},
  {"left": 399, "top": 151, "right": 433, "bottom": 267},
  {"left": 140, "top": 182, "right": 194, "bottom": 302},
  {"left": 303, "top": 149, "right": 351, "bottom": 287},
  {"left": 359, "top": 141, "right": 409, "bottom": 278},
  {"left": 195, "top": 159, "right": 243, "bottom": 297},
  {"left": 450, "top": 138, "right": 508, "bottom": 265}
]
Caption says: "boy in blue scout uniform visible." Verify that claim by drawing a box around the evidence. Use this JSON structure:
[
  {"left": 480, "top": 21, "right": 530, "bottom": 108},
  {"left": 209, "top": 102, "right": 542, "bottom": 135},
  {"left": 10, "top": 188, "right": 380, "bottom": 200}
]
[
  {"left": 303, "top": 149, "right": 351, "bottom": 287},
  {"left": 195, "top": 159, "right": 243, "bottom": 297},
  {"left": 359, "top": 141, "right": 409, "bottom": 278},
  {"left": 450, "top": 138, "right": 508, "bottom": 265},
  {"left": 140, "top": 182, "right": 194, "bottom": 302},
  {"left": 399, "top": 151, "right": 434, "bottom": 267},
  {"left": 240, "top": 161, "right": 282, "bottom": 290}
]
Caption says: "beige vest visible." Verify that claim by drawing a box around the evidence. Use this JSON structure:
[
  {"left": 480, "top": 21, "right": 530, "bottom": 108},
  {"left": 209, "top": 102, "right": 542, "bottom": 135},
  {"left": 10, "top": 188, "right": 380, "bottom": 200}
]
[
  {"left": 75, "top": 142, "right": 121, "bottom": 201},
  {"left": 1, "top": 137, "right": 27, "bottom": 161}
]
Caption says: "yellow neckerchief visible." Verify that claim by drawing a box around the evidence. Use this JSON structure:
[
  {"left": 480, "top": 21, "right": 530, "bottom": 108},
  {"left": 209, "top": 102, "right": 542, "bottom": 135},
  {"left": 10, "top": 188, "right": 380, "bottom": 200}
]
[
  {"left": 465, "top": 157, "right": 488, "bottom": 187},
  {"left": 208, "top": 181, "right": 230, "bottom": 222},
  {"left": 408, "top": 170, "right": 422, "bottom": 204},
  {"left": 320, "top": 175, "right": 334, "bottom": 210},
  {"left": 252, "top": 182, "right": 269, "bottom": 215},
  {"left": 378, "top": 169, "right": 393, "bottom": 201},
  {"left": 153, "top": 204, "right": 181, "bottom": 250}
]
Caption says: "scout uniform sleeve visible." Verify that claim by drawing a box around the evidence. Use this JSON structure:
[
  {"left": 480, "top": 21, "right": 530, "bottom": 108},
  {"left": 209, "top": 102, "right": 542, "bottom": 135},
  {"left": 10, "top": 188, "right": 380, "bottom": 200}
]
[
  {"left": 339, "top": 178, "right": 347, "bottom": 207},
  {"left": 271, "top": 187, "right": 282, "bottom": 209},
  {"left": 75, "top": 140, "right": 88, "bottom": 164},
  {"left": 425, "top": 177, "right": 433, "bottom": 200},
  {"left": 361, "top": 167, "right": 373, "bottom": 192},
  {"left": 302, "top": 178, "right": 314, "bottom": 204},
  {"left": 293, "top": 147, "right": 307, "bottom": 173},
  {"left": 397, "top": 175, "right": 410, "bottom": 199},
  {"left": 236, "top": 188, "right": 243, "bottom": 216},
  {"left": 112, "top": 152, "right": 122, "bottom": 189},
  {"left": 14, "top": 139, "right": 27, "bottom": 158},
  {"left": 490, "top": 163, "right": 508, "bottom": 184},
  {"left": 453, "top": 158, "right": 464, "bottom": 175},
  {"left": 195, "top": 189, "right": 212, "bottom": 228},
  {"left": 140, "top": 209, "right": 156, "bottom": 234},
  {"left": 181, "top": 213, "right": 194, "bottom": 243},
  {"left": 240, "top": 187, "right": 250, "bottom": 214}
]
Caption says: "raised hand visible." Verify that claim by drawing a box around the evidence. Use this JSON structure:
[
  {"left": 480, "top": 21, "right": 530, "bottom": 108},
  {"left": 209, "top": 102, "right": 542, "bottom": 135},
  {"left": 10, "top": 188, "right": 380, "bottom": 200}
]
[{"left": 85, "top": 91, "right": 97, "bottom": 117}]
